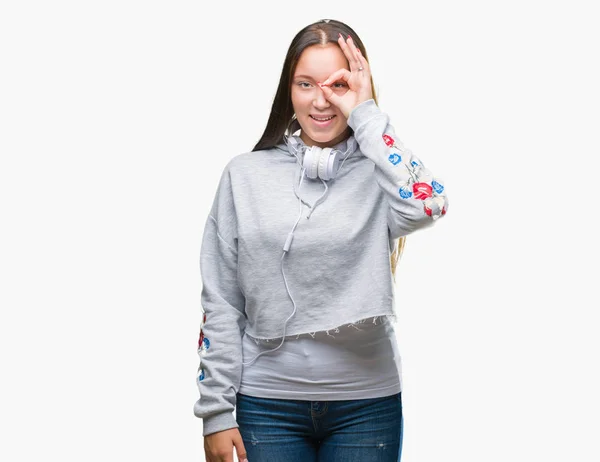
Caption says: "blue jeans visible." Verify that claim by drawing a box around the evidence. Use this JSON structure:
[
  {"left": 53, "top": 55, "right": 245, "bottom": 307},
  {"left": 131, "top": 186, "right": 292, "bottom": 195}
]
[{"left": 236, "top": 392, "right": 403, "bottom": 461}]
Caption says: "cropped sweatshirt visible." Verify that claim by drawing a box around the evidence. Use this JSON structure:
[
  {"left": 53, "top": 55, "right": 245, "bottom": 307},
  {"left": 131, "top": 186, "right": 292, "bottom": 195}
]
[{"left": 193, "top": 98, "right": 449, "bottom": 436}]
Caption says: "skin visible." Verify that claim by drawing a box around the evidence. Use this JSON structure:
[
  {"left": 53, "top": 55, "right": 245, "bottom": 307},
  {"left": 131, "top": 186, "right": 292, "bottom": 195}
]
[
  {"left": 291, "top": 34, "right": 374, "bottom": 148},
  {"left": 202, "top": 34, "right": 372, "bottom": 462},
  {"left": 204, "top": 428, "right": 246, "bottom": 462}
]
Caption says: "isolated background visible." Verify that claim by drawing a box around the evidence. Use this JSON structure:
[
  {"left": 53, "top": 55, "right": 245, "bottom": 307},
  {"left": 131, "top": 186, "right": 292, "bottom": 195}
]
[{"left": 1, "top": 0, "right": 599, "bottom": 461}]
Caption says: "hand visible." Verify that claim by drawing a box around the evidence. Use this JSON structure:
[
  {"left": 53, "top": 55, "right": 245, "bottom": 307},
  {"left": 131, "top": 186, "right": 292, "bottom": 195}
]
[
  {"left": 319, "top": 34, "right": 373, "bottom": 119},
  {"left": 204, "top": 427, "right": 248, "bottom": 462}
]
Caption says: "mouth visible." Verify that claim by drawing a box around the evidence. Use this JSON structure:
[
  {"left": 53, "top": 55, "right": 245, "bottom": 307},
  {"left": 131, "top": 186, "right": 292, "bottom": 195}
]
[{"left": 310, "top": 115, "right": 336, "bottom": 127}]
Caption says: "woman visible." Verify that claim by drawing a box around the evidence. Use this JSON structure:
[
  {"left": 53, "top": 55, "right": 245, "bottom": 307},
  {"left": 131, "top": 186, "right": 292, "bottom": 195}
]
[{"left": 194, "top": 19, "right": 448, "bottom": 462}]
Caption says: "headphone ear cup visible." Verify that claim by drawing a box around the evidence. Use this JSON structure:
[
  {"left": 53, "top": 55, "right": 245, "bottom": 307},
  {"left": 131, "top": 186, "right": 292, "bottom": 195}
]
[
  {"left": 304, "top": 146, "right": 322, "bottom": 179},
  {"left": 302, "top": 146, "right": 312, "bottom": 178},
  {"left": 318, "top": 147, "right": 333, "bottom": 181}
]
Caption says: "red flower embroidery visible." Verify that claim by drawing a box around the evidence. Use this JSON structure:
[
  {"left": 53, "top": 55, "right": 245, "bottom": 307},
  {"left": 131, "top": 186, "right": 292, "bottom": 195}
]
[
  {"left": 424, "top": 205, "right": 446, "bottom": 216},
  {"left": 382, "top": 134, "right": 395, "bottom": 147},
  {"left": 424, "top": 196, "right": 448, "bottom": 217},
  {"left": 413, "top": 182, "right": 433, "bottom": 200},
  {"left": 198, "top": 330, "right": 204, "bottom": 349}
]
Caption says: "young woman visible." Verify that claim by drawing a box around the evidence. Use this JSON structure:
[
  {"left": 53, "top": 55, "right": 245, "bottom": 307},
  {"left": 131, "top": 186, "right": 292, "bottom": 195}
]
[{"left": 194, "top": 19, "right": 448, "bottom": 462}]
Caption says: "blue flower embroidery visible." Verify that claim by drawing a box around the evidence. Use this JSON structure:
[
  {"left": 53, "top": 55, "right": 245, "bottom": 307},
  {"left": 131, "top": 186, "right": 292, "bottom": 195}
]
[
  {"left": 432, "top": 180, "right": 444, "bottom": 194},
  {"left": 202, "top": 338, "right": 210, "bottom": 350},
  {"left": 399, "top": 186, "right": 412, "bottom": 199},
  {"left": 388, "top": 153, "right": 402, "bottom": 165},
  {"left": 411, "top": 160, "right": 419, "bottom": 167},
  {"left": 198, "top": 369, "right": 205, "bottom": 381}
]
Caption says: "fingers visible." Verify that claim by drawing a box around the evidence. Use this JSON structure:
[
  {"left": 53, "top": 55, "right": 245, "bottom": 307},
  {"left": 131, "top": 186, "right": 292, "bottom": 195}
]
[
  {"left": 337, "top": 33, "right": 362, "bottom": 71},
  {"left": 234, "top": 431, "right": 248, "bottom": 462},
  {"left": 355, "top": 46, "right": 369, "bottom": 72},
  {"left": 345, "top": 35, "right": 363, "bottom": 69},
  {"left": 337, "top": 33, "right": 370, "bottom": 76},
  {"left": 321, "top": 68, "right": 351, "bottom": 86},
  {"left": 337, "top": 33, "right": 360, "bottom": 70},
  {"left": 319, "top": 84, "right": 345, "bottom": 115},
  {"left": 322, "top": 34, "right": 370, "bottom": 88},
  {"left": 204, "top": 446, "right": 214, "bottom": 462}
]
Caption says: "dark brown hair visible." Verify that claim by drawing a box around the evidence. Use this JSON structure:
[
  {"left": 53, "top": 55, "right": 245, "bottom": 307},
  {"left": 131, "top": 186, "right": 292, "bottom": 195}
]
[{"left": 252, "top": 19, "right": 405, "bottom": 282}]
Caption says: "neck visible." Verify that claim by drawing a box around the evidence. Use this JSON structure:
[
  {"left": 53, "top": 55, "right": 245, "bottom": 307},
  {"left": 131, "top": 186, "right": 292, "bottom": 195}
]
[{"left": 300, "top": 127, "right": 352, "bottom": 149}]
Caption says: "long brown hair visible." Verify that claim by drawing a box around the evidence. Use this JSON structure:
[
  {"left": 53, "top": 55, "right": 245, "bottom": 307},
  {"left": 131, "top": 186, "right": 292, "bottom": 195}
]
[{"left": 252, "top": 19, "right": 406, "bottom": 283}]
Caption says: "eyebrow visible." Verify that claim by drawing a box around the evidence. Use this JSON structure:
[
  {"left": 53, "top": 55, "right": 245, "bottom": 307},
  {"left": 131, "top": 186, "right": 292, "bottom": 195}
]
[{"left": 293, "top": 74, "right": 344, "bottom": 82}]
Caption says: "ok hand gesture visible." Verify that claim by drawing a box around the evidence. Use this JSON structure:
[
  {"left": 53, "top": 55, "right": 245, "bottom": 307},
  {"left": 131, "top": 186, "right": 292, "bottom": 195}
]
[{"left": 319, "top": 34, "right": 374, "bottom": 118}]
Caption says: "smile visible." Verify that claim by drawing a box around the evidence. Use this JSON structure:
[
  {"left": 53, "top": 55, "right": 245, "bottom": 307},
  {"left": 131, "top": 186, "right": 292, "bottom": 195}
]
[{"left": 310, "top": 115, "right": 336, "bottom": 126}]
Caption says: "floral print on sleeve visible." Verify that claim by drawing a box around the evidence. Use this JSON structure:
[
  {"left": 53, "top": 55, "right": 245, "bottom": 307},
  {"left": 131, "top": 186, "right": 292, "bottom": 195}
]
[
  {"left": 196, "top": 313, "right": 210, "bottom": 381},
  {"left": 383, "top": 133, "right": 448, "bottom": 220},
  {"left": 347, "top": 99, "right": 449, "bottom": 238}
]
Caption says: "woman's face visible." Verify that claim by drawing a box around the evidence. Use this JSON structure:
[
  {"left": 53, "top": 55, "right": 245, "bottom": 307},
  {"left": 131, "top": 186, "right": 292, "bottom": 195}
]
[{"left": 291, "top": 43, "right": 351, "bottom": 148}]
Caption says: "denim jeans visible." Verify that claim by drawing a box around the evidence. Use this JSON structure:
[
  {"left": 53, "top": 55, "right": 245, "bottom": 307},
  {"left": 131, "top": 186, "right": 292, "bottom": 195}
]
[{"left": 236, "top": 392, "right": 403, "bottom": 461}]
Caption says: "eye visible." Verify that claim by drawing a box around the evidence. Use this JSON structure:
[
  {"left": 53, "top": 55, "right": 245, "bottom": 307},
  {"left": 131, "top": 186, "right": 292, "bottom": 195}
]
[
  {"left": 333, "top": 82, "right": 347, "bottom": 88},
  {"left": 298, "top": 82, "right": 312, "bottom": 88}
]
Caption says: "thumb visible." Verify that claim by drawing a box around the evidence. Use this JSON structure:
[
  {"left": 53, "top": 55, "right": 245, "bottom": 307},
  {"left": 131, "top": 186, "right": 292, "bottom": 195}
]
[
  {"left": 233, "top": 432, "right": 248, "bottom": 462},
  {"left": 319, "top": 84, "right": 340, "bottom": 106}
]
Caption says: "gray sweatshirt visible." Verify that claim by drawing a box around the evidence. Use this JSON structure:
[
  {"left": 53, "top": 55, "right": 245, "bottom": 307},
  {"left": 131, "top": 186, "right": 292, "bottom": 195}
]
[{"left": 193, "top": 98, "right": 448, "bottom": 436}]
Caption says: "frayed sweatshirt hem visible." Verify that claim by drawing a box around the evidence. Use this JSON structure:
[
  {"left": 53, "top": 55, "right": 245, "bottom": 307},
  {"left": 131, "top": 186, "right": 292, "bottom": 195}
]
[{"left": 244, "top": 314, "right": 397, "bottom": 342}]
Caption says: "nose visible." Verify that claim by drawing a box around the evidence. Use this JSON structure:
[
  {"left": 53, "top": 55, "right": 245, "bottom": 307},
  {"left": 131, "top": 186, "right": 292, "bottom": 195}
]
[{"left": 312, "top": 86, "right": 331, "bottom": 109}]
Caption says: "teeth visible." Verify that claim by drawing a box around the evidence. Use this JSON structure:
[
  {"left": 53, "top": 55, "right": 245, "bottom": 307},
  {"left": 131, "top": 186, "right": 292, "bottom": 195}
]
[{"left": 312, "top": 115, "right": 334, "bottom": 121}]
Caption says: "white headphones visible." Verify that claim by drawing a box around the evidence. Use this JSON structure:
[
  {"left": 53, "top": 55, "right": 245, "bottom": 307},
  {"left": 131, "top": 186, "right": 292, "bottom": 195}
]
[
  {"left": 302, "top": 145, "right": 342, "bottom": 181},
  {"left": 286, "top": 136, "right": 343, "bottom": 181},
  {"left": 284, "top": 118, "right": 356, "bottom": 182}
]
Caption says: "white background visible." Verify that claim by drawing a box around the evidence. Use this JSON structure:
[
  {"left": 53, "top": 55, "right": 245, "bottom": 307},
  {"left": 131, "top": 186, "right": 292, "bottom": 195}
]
[{"left": 1, "top": 1, "right": 599, "bottom": 461}]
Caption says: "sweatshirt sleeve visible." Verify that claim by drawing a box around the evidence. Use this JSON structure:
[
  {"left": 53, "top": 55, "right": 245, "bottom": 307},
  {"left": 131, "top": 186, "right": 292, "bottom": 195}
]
[
  {"left": 193, "top": 162, "right": 247, "bottom": 436},
  {"left": 347, "top": 99, "right": 449, "bottom": 239}
]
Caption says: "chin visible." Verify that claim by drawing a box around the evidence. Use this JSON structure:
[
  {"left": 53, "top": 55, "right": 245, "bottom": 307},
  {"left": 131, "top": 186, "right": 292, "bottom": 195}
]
[
  {"left": 311, "top": 133, "right": 336, "bottom": 143},
  {"left": 305, "top": 126, "right": 347, "bottom": 145}
]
